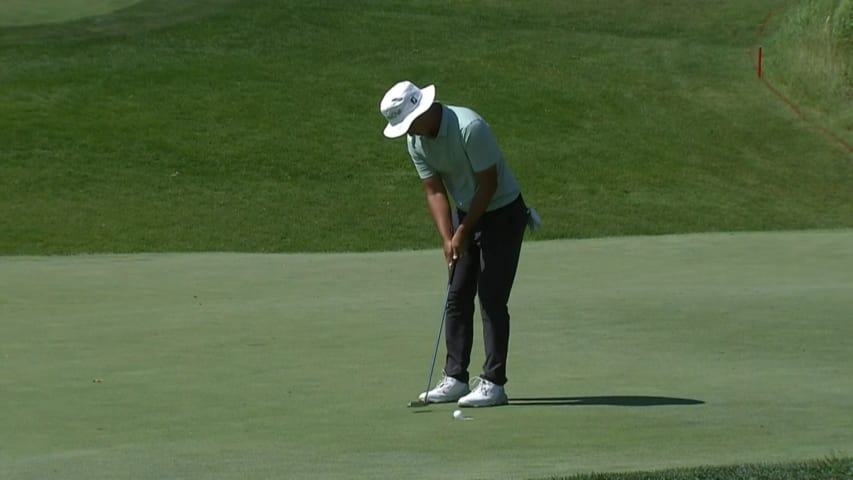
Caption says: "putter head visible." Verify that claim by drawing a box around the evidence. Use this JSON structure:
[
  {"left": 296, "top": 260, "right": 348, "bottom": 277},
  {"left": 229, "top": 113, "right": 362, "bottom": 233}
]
[{"left": 407, "top": 399, "right": 429, "bottom": 408}]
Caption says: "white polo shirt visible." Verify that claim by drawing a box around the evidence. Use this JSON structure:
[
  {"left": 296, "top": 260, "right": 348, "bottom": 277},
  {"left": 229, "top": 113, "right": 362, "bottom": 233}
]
[{"left": 407, "top": 104, "right": 521, "bottom": 212}]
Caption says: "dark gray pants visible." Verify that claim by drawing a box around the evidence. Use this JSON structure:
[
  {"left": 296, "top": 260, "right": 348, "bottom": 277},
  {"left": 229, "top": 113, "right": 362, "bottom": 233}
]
[{"left": 445, "top": 194, "right": 527, "bottom": 386}]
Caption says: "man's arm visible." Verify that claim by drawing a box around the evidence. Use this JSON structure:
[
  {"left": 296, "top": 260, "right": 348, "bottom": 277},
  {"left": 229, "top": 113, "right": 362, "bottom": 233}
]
[
  {"left": 452, "top": 165, "right": 497, "bottom": 257},
  {"left": 422, "top": 175, "right": 455, "bottom": 264},
  {"left": 451, "top": 117, "right": 502, "bottom": 259}
]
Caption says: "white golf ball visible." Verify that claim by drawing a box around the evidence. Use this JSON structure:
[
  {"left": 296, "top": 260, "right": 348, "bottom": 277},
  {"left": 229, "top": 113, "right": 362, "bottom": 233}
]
[{"left": 453, "top": 409, "right": 464, "bottom": 419}]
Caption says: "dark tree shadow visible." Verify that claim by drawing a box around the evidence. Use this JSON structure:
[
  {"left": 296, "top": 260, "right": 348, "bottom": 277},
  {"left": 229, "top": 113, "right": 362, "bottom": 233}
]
[{"left": 509, "top": 396, "right": 704, "bottom": 407}]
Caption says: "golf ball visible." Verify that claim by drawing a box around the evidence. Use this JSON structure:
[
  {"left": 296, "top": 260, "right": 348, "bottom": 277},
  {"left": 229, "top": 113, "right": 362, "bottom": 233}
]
[{"left": 453, "top": 409, "right": 464, "bottom": 419}]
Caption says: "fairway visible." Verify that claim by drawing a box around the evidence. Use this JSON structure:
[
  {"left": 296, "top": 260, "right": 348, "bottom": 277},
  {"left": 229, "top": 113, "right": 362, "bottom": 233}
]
[
  {"left": 2, "top": 230, "right": 851, "bottom": 479},
  {"left": 0, "top": 0, "right": 141, "bottom": 27}
]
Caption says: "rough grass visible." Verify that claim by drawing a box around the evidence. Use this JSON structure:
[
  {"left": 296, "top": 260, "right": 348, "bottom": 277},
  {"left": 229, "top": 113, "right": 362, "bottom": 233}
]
[
  {"left": 763, "top": 0, "right": 853, "bottom": 136},
  {"left": 550, "top": 456, "right": 853, "bottom": 480}
]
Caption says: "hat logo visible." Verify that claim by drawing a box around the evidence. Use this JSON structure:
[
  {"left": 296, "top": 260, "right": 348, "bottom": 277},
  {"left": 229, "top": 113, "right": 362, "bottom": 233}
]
[{"left": 386, "top": 107, "right": 403, "bottom": 120}]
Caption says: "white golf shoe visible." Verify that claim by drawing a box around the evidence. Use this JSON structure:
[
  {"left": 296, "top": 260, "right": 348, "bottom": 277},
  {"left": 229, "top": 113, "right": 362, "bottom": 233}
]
[
  {"left": 457, "top": 377, "right": 508, "bottom": 407},
  {"left": 418, "top": 375, "right": 470, "bottom": 403}
]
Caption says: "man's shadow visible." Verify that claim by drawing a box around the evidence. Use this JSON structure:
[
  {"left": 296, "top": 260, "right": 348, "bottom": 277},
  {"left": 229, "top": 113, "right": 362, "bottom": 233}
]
[{"left": 509, "top": 395, "right": 704, "bottom": 406}]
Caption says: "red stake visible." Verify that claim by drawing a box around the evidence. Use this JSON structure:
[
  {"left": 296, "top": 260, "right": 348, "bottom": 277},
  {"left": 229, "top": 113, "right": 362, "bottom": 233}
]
[{"left": 758, "top": 47, "right": 763, "bottom": 78}]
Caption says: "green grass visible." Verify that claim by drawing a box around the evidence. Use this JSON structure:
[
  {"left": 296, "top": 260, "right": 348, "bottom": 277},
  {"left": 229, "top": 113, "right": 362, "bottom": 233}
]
[
  {"left": 2, "top": 1, "right": 852, "bottom": 479},
  {"left": 2, "top": 231, "right": 852, "bottom": 479},
  {"left": 1, "top": 0, "right": 852, "bottom": 255}
]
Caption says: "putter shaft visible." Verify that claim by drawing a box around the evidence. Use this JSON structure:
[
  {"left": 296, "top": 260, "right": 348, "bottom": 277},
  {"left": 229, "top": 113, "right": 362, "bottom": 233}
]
[{"left": 409, "top": 262, "right": 457, "bottom": 409}]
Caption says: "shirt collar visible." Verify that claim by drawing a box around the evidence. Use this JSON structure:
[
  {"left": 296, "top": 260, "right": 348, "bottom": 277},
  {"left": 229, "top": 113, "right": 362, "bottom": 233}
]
[{"left": 436, "top": 104, "right": 449, "bottom": 138}]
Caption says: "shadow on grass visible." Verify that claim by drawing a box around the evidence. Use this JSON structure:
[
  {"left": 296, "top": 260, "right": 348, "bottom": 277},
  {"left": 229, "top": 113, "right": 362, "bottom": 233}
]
[{"left": 509, "top": 396, "right": 705, "bottom": 407}]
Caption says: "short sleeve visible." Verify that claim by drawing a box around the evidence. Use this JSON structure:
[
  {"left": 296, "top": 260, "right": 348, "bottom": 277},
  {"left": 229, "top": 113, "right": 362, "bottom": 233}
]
[
  {"left": 462, "top": 120, "right": 502, "bottom": 172},
  {"left": 408, "top": 137, "right": 436, "bottom": 179}
]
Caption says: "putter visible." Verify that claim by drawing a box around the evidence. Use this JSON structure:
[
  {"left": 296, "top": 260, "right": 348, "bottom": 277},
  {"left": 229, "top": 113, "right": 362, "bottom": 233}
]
[{"left": 408, "top": 260, "right": 458, "bottom": 408}]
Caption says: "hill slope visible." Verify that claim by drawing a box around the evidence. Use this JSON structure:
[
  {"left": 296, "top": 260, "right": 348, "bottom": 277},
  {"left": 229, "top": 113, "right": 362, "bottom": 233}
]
[{"left": 1, "top": 0, "right": 851, "bottom": 255}]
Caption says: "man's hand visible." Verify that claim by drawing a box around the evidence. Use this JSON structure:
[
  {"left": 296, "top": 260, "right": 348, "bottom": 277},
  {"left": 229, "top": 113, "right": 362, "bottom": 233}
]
[
  {"left": 444, "top": 232, "right": 466, "bottom": 265},
  {"left": 449, "top": 226, "right": 468, "bottom": 263},
  {"left": 448, "top": 165, "right": 496, "bottom": 264}
]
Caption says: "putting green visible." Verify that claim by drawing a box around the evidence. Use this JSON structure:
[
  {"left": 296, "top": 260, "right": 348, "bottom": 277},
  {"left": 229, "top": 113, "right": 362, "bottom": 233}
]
[
  {"left": 0, "top": 0, "right": 141, "bottom": 27},
  {"left": 1, "top": 230, "right": 851, "bottom": 479}
]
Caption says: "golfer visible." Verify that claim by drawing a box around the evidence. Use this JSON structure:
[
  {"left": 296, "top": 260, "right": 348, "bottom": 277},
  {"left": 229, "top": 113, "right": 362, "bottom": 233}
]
[{"left": 380, "top": 81, "right": 529, "bottom": 407}]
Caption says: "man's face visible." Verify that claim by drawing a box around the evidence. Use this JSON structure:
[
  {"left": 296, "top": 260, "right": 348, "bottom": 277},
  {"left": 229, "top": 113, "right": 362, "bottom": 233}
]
[{"left": 407, "top": 112, "right": 430, "bottom": 136}]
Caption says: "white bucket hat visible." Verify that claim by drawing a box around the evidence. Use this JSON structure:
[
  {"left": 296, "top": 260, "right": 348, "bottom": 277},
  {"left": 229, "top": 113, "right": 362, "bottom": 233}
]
[{"left": 379, "top": 81, "right": 436, "bottom": 138}]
